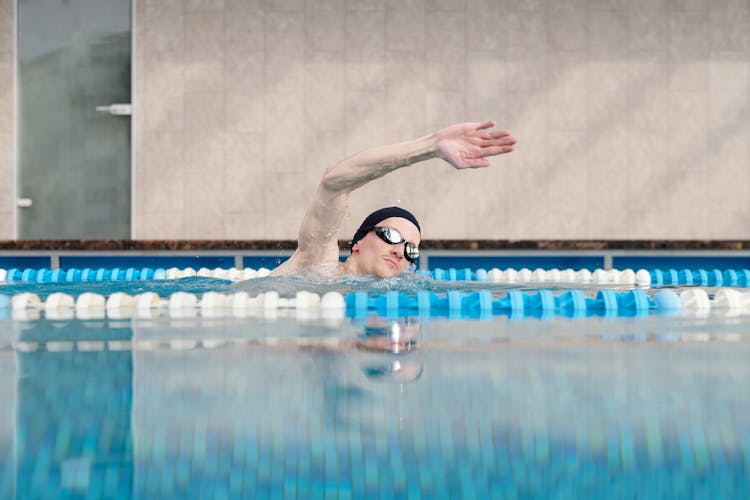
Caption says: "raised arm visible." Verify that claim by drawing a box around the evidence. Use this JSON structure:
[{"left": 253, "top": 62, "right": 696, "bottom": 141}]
[{"left": 271, "top": 121, "right": 516, "bottom": 275}]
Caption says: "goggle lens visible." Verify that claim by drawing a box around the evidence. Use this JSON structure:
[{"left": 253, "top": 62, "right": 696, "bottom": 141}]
[{"left": 373, "top": 227, "right": 420, "bottom": 263}]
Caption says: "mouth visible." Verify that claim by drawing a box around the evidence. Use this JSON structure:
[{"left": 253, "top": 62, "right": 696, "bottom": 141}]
[{"left": 384, "top": 258, "right": 399, "bottom": 270}]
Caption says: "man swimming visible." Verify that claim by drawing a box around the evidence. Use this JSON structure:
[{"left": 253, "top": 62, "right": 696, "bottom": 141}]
[{"left": 271, "top": 120, "right": 516, "bottom": 278}]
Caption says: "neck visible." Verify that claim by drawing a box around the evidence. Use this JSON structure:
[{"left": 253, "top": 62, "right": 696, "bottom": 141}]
[{"left": 341, "top": 256, "right": 359, "bottom": 275}]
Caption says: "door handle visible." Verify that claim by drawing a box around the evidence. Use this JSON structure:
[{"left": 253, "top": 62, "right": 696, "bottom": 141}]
[
  {"left": 17, "top": 198, "right": 32, "bottom": 208},
  {"left": 95, "top": 103, "right": 132, "bottom": 116}
]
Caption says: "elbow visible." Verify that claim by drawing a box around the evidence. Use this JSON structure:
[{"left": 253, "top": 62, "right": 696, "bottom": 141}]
[
  {"left": 320, "top": 163, "right": 349, "bottom": 194},
  {"left": 320, "top": 165, "right": 337, "bottom": 191}
]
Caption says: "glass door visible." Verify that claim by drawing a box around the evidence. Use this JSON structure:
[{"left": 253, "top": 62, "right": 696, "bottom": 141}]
[{"left": 17, "top": 0, "right": 132, "bottom": 239}]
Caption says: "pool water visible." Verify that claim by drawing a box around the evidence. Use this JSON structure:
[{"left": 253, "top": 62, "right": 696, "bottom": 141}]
[{"left": 1, "top": 303, "right": 749, "bottom": 498}]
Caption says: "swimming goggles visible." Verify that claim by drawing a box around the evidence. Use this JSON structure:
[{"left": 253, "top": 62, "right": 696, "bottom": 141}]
[{"left": 372, "top": 226, "right": 420, "bottom": 263}]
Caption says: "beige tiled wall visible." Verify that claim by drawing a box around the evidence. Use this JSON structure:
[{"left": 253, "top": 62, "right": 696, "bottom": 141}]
[
  {"left": 0, "top": 0, "right": 13, "bottom": 238},
  {"left": 138, "top": 0, "right": 746, "bottom": 241},
  {"left": 3, "top": 0, "right": 749, "bottom": 240}
]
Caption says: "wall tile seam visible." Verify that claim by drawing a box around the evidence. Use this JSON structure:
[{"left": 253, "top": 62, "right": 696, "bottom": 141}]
[
  {"left": 343, "top": 2, "right": 370, "bottom": 157},
  {"left": 214, "top": 6, "right": 229, "bottom": 237},
  {"left": 666, "top": 3, "right": 714, "bottom": 227},
  {"left": 185, "top": 0, "right": 225, "bottom": 14},
  {"left": 429, "top": 2, "right": 466, "bottom": 13},
  {"left": 167, "top": 0, "right": 187, "bottom": 237},
  {"left": 266, "top": 1, "right": 303, "bottom": 13},
  {"left": 585, "top": 1, "right": 619, "bottom": 237},
  {"left": 708, "top": 5, "right": 750, "bottom": 54},
  {"left": 506, "top": 4, "right": 551, "bottom": 238},
  {"left": 459, "top": 0, "right": 469, "bottom": 239},
  {"left": 705, "top": 0, "right": 715, "bottom": 219},
  {"left": 667, "top": 7, "right": 711, "bottom": 59},
  {"left": 666, "top": 1, "right": 710, "bottom": 14},
  {"left": 580, "top": 3, "right": 591, "bottom": 235},
  {"left": 261, "top": 3, "right": 286, "bottom": 238},
  {"left": 501, "top": 0, "right": 512, "bottom": 236},
  {"left": 346, "top": 1, "right": 386, "bottom": 13},
  {"left": 622, "top": 0, "right": 634, "bottom": 238},
  {"left": 134, "top": 13, "right": 152, "bottom": 230},
  {"left": 0, "top": 53, "right": 11, "bottom": 138},
  {"left": 133, "top": 0, "right": 140, "bottom": 236},
  {"left": 6, "top": 0, "right": 13, "bottom": 238},
  {"left": 540, "top": 0, "right": 576, "bottom": 235},
  {"left": 383, "top": 0, "right": 427, "bottom": 136},
  {"left": 301, "top": 0, "right": 311, "bottom": 197},
  {"left": 458, "top": 0, "right": 478, "bottom": 238}
]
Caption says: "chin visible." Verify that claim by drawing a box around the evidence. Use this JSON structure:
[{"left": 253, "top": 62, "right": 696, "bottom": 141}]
[{"left": 376, "top": 265, "right": 401, "bottom": 278}]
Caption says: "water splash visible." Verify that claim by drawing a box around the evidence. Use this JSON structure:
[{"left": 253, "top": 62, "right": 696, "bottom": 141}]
[
  {"left": 0, "top": 277, "right": 233, "bottom": 300},
  {"left": 0, "top": 271, "right": 643, "bottom": 301}
]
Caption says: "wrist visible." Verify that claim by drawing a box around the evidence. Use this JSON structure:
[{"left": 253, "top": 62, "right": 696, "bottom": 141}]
[{"left": 411, "top": 132, "right": 439, "bottom": 162}]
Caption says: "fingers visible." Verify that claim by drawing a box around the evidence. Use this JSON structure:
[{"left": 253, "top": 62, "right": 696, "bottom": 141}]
[
  {"left": 476, "top": 138, "right": 516, "bottom": 149},
  {"left": 476, "top": 145, "right": 514, "bottom": 158},
  {"left": 474, "top": 120, "right": 496, "bottom": 131},
  {"left": 479, "top": 130, "right": 513, "bottom": 140},
  {"left": 457, "top": 144, "right": 513, "bottom": 168}
]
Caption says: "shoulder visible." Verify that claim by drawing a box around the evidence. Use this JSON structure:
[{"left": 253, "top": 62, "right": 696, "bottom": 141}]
[{"left": 271, "top": 242, "right": 343, "bottom": 277}]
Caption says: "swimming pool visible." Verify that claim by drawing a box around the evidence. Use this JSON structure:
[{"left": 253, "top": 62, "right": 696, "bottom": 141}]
[{"left": 1, "top": 266, "right": 749, "bottom": 497}]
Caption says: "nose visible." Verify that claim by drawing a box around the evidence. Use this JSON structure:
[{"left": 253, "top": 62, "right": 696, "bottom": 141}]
[{"left": 391, "top": 244, "right": 405, "bottom": 259}]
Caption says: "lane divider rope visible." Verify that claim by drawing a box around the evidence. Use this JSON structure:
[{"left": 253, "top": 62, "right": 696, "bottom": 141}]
[
  {"left": 1, "top": 287, "right": 748, "bottom": 321},
  {"left": 0, "top": 266, "right": 272, "bottom": 283},
  {"left": 2, "top": 266, "right": 750, "bottom": 288},
  {"left": 432, "top": 267, "right": 750, "bottom": 287}
]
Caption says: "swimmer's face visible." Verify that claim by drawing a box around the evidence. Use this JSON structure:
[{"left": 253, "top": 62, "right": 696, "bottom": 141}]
[
  {"left": 356, "top": 317, "right": 423, "bottom": 382},
  {"left": 351, "top": 217, "right": 421, "bottom": 278},
  {"left": 355, "top": 318, "right": 421, "bottom": 354}
]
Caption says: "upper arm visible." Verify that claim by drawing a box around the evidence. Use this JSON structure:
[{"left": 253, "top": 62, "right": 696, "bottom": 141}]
[
  {"left": 298, "top": 182, "right": 349, "bottom": 254},
  {"left": 275, "top": 175, "right": 350, "bottom": 274}
]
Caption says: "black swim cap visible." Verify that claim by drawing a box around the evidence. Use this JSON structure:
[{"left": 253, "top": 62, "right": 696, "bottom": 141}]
[{"left": 350, "top": 206, "right": 421, "bottom": 250}]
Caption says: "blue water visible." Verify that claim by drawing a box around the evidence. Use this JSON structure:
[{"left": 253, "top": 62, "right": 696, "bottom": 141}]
[{"left": 1, "top": 278, "right": 749, "bottom": 497}]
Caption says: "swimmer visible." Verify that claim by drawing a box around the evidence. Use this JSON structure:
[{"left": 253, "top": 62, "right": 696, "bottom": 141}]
[{"left": 272, "top": 120, "right": 516, "bottom": 278}]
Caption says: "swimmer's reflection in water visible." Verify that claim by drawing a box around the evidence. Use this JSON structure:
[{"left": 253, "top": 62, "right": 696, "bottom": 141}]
[{"left": 354, "top": 316, "right": 423, "bottom": 383}]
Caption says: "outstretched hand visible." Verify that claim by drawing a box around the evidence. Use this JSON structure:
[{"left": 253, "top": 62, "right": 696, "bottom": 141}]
[{"left": 435, "top": 120, "right": 516, "bottom": 169}]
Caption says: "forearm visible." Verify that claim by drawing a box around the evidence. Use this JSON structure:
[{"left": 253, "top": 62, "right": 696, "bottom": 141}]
[{"left": 321, "top": 133, "right": 439, "bottom": 195}]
